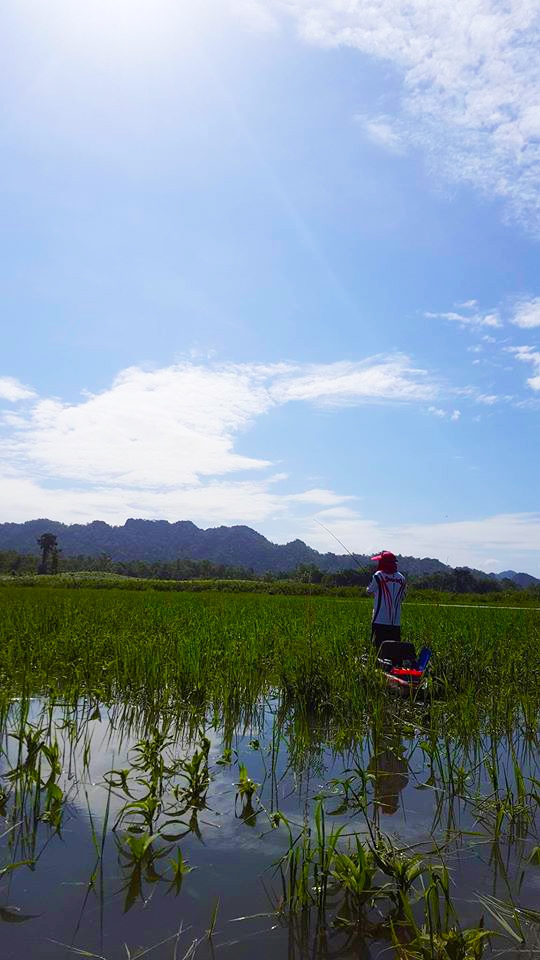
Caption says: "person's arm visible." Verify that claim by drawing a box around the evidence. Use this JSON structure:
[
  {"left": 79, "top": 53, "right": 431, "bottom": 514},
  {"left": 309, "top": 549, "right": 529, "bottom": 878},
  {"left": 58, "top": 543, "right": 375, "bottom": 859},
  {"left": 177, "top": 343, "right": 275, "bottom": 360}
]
[{"left": 366, "top": 574, "right": 377, "bottom": 595}]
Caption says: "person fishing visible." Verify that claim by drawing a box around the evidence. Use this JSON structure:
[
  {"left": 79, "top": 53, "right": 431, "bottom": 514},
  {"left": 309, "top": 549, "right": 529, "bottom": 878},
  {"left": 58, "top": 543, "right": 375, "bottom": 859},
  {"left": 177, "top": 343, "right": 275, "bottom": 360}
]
[{"left": 367, "top": 551, "right": 407, "bottom": 649}]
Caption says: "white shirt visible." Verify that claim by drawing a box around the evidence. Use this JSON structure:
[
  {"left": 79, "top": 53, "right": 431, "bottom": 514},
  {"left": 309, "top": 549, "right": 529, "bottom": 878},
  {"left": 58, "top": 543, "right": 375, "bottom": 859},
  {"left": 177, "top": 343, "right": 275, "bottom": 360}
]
[{"left": 367, "top": 571, "right": 407, "bottom": 625}]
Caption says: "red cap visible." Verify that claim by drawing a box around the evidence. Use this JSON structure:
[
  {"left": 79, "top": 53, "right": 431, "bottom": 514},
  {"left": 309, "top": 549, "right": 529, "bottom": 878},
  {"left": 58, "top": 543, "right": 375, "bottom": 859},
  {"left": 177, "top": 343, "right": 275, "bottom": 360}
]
[{"left": 370, "top": 551, "right": 397, "bottom": 562}]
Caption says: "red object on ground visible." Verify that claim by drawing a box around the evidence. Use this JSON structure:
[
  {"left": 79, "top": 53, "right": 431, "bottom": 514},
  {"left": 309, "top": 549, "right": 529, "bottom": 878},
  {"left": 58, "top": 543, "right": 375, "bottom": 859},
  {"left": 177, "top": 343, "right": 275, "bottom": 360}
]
[{"left": 390, "top": 668, "right": 424, "bottom": 678}]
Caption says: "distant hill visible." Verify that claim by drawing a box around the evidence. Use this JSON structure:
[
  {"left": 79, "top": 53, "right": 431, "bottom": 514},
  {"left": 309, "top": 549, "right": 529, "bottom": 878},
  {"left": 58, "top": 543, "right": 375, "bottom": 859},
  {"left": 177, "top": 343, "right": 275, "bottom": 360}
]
[
  {"left": 491, "top": 570, "right": 540, "bottom": 588},
  {"left": 0, "top": 518, "right": 451, "bottom": 577}
]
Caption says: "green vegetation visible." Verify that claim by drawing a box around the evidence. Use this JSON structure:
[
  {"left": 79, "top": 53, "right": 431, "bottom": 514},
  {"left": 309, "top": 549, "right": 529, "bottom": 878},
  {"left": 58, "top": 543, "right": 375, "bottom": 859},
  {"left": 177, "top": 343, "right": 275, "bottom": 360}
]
[
  {"left": 0, "top": 584, "right": 538, "bottom": 958},
  {"left": 2, "top": 566, "right": 540, "bottom": 609},
  {"left": 0, "top": 585, "right": 538, "bottom": 726},
  {"left": 0, "top": 548, "right": 257, "bottom": 581},
  {"left": 2, "top": 545, "right": 539, "bottom": 600}
]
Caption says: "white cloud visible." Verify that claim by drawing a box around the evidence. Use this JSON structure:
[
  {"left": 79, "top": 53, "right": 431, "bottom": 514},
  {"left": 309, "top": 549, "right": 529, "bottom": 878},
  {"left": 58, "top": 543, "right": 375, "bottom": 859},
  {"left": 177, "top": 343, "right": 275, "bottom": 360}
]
[
  {"left": 1, "top": 364, "right": 274, "bottom": 488},
  {"left": 508, "top": 345, "right": 540, "bottom": 363},
  {"left": 265, "top": 0, "right": 540, "bottom": 227},
  {"left": 2, "top": 359, "right": 540, "bottom": 574},
  {"left": 427, "top": 295, "right": 540, "bottom": 394},
  {"left": 428, "top": 406, "right": 462, "bottom": 420},
  {"left": 511, "top": 297, "right": 540, "bottom": 329},
  {"left": 1, "top": 358, "right": 537, "bottom": 577},
  {"left": 0, "top": 377, "right": 37, "bottom": 402},
  {"left": 0, "top": 356, "right": 441, "bottom": 524},
  {"left": 507, "top": 344, "right": 540, "bottom": 390},
  {"left": 0, "top": 472, "right": 356, "bottom": 529},
  {"left": 425, "top": 309, "right": 501, "bottom": 329},
  {"left": 475, "top": 393, "right": 499, "bottom": 405},
  {"left": 287, "top": 488, "right": 355, "bottom": 505},
  {"left": 303, "top": 509, "right": 540, "bottom": 574},
  {"left": 355, "top": 114, "right": 405, "bottom": 154},
  {"left": 272, "top": 356, "right": 437, "bottom": 405},
  {"left": 482, "top": 314, "right": 502, "bottom": 328}
]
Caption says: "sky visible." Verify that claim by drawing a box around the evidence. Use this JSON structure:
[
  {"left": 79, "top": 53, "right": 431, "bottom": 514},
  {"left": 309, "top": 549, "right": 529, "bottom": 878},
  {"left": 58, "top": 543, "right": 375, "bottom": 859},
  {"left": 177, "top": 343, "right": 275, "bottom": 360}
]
[{"left": 1, "top": 0, "right": 540, "bottom": 575}]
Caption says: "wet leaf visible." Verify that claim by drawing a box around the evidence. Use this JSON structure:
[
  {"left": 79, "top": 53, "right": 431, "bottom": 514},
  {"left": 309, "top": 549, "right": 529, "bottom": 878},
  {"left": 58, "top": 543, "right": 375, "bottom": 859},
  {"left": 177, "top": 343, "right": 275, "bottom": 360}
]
[
  {"left": 527, "top": 846, "right": 540, "bottom": 866},
  {"left": 0, "top": 859, "right": 33, "bottom": 878},
  {"left": 0, "top": 906, "right": 39, "bottom": 923},
  {"left": 327, "top": 802, "right": 348, "bottom": 816}
]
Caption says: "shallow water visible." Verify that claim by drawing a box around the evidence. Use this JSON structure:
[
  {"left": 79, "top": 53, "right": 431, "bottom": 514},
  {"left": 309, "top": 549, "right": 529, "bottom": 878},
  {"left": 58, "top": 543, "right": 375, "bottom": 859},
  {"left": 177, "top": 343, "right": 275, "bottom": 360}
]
[{"left": 1, "top": 696, "right": 539, "bottom": 959}]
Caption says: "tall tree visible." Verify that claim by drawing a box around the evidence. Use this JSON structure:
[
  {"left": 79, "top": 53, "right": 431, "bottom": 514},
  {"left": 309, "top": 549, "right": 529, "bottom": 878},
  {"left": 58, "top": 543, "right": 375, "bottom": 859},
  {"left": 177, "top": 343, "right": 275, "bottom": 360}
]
[
  {"left": 37, "top": 533, "right": 58, "bottom": 574},
  {"left": 50, "top": 545, "right": 60, "bottom": 575}
]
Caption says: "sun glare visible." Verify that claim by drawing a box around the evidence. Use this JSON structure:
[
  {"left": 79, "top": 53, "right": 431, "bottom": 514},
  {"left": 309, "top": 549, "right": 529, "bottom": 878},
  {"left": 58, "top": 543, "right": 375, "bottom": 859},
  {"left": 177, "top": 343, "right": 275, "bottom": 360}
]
[{"left": 42, "top": 0, "right": 216, "bottom": 68}]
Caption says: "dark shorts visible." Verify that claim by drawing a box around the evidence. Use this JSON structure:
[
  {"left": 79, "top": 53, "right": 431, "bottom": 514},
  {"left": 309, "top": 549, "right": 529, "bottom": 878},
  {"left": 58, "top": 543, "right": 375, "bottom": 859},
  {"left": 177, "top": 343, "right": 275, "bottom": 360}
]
[{"left": 371, "top": 623, "right": 401, "bottom": 649}]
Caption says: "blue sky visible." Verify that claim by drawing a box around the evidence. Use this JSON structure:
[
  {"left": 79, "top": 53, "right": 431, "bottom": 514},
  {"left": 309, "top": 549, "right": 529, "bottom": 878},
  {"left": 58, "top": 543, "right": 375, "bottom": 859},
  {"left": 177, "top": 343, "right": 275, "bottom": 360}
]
[{"left": 1, "top": 0, "right": 540, "bottom": 574}]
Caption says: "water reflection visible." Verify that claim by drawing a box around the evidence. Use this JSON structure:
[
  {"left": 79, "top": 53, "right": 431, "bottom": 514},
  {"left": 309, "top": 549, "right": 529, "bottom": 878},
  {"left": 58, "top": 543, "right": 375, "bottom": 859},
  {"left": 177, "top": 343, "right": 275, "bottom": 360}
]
[
  {"left": 0, "top": 695, "right": 538, "bottom": 959},
  {"left": 367, "top": 731, "right": 408, "bottom": 817}
]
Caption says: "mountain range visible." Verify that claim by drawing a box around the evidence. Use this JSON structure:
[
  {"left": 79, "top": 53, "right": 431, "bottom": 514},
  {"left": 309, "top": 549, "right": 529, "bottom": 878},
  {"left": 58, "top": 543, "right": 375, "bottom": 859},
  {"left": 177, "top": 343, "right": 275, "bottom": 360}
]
[
  {"left": 489, "top": 570, "right": 540, "bottom": 588},
  {"left": 1, "top": 519, "right": 538, "bottom": 585}
]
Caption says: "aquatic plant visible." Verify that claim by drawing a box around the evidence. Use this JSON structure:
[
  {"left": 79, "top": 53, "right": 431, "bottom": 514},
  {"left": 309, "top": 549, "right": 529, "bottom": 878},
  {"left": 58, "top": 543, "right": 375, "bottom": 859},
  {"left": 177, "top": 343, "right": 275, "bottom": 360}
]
[{"left": 0, "top": 585, "right": 538, "bottom": 958}]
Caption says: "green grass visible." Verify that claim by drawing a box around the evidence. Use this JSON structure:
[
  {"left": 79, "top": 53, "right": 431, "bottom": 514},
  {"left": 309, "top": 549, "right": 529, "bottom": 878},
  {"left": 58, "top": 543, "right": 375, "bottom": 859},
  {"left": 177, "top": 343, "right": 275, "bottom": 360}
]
[
  {"left": 2, "top": 571, "right": 540, "bottom": 606},
  {"left": 0, "top": 586, "right": 538, "bottom": 737}
]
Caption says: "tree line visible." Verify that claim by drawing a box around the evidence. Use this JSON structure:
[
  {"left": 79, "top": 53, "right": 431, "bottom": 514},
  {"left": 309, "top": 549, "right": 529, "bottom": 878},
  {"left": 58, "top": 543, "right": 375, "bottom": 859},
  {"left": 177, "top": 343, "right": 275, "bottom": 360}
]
[
  {"left": 0, "top": 535, "right": 257, "bottom": 582},
  {"left": 281, "top": 562, "right": 527, "bottom": 593},
  {"left": 0, "top": 533, "right": 536, "bottom": 596}
]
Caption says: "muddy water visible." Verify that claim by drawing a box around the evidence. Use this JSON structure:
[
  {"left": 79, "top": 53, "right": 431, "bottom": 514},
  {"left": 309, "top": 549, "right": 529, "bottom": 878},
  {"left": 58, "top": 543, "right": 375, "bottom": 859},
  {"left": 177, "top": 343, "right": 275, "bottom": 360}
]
[{"left": 1, "top": 698, "right": 539, "bottom": 959}]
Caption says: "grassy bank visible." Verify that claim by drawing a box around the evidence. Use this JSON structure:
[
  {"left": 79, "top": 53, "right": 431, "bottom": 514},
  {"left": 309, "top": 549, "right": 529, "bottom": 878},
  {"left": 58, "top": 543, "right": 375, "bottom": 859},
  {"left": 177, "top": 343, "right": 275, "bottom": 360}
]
[{"left": 1, "top": 571, "right": 539, "bottom": 606}]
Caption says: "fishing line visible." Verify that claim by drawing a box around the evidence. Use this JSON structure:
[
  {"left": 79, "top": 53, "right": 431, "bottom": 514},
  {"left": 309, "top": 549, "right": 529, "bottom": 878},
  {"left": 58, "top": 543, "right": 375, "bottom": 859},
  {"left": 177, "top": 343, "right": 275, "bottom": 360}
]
[{"left": 314, "top": 518, "right": 364, "bottom": 570}]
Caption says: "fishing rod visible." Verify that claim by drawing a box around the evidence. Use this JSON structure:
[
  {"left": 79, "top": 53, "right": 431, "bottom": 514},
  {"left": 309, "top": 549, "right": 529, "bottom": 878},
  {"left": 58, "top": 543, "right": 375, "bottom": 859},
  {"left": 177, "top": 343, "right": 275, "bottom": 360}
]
[{"left": 314, "top": 518, "right": 365, "bottom": 570}]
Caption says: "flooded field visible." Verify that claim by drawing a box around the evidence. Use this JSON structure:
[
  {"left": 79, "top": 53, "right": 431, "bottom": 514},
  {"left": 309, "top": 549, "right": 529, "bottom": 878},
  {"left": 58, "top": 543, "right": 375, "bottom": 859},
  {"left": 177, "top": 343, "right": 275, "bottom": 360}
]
[{"left": 0, "top": 587, "right": 539, "bottom": 959}]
